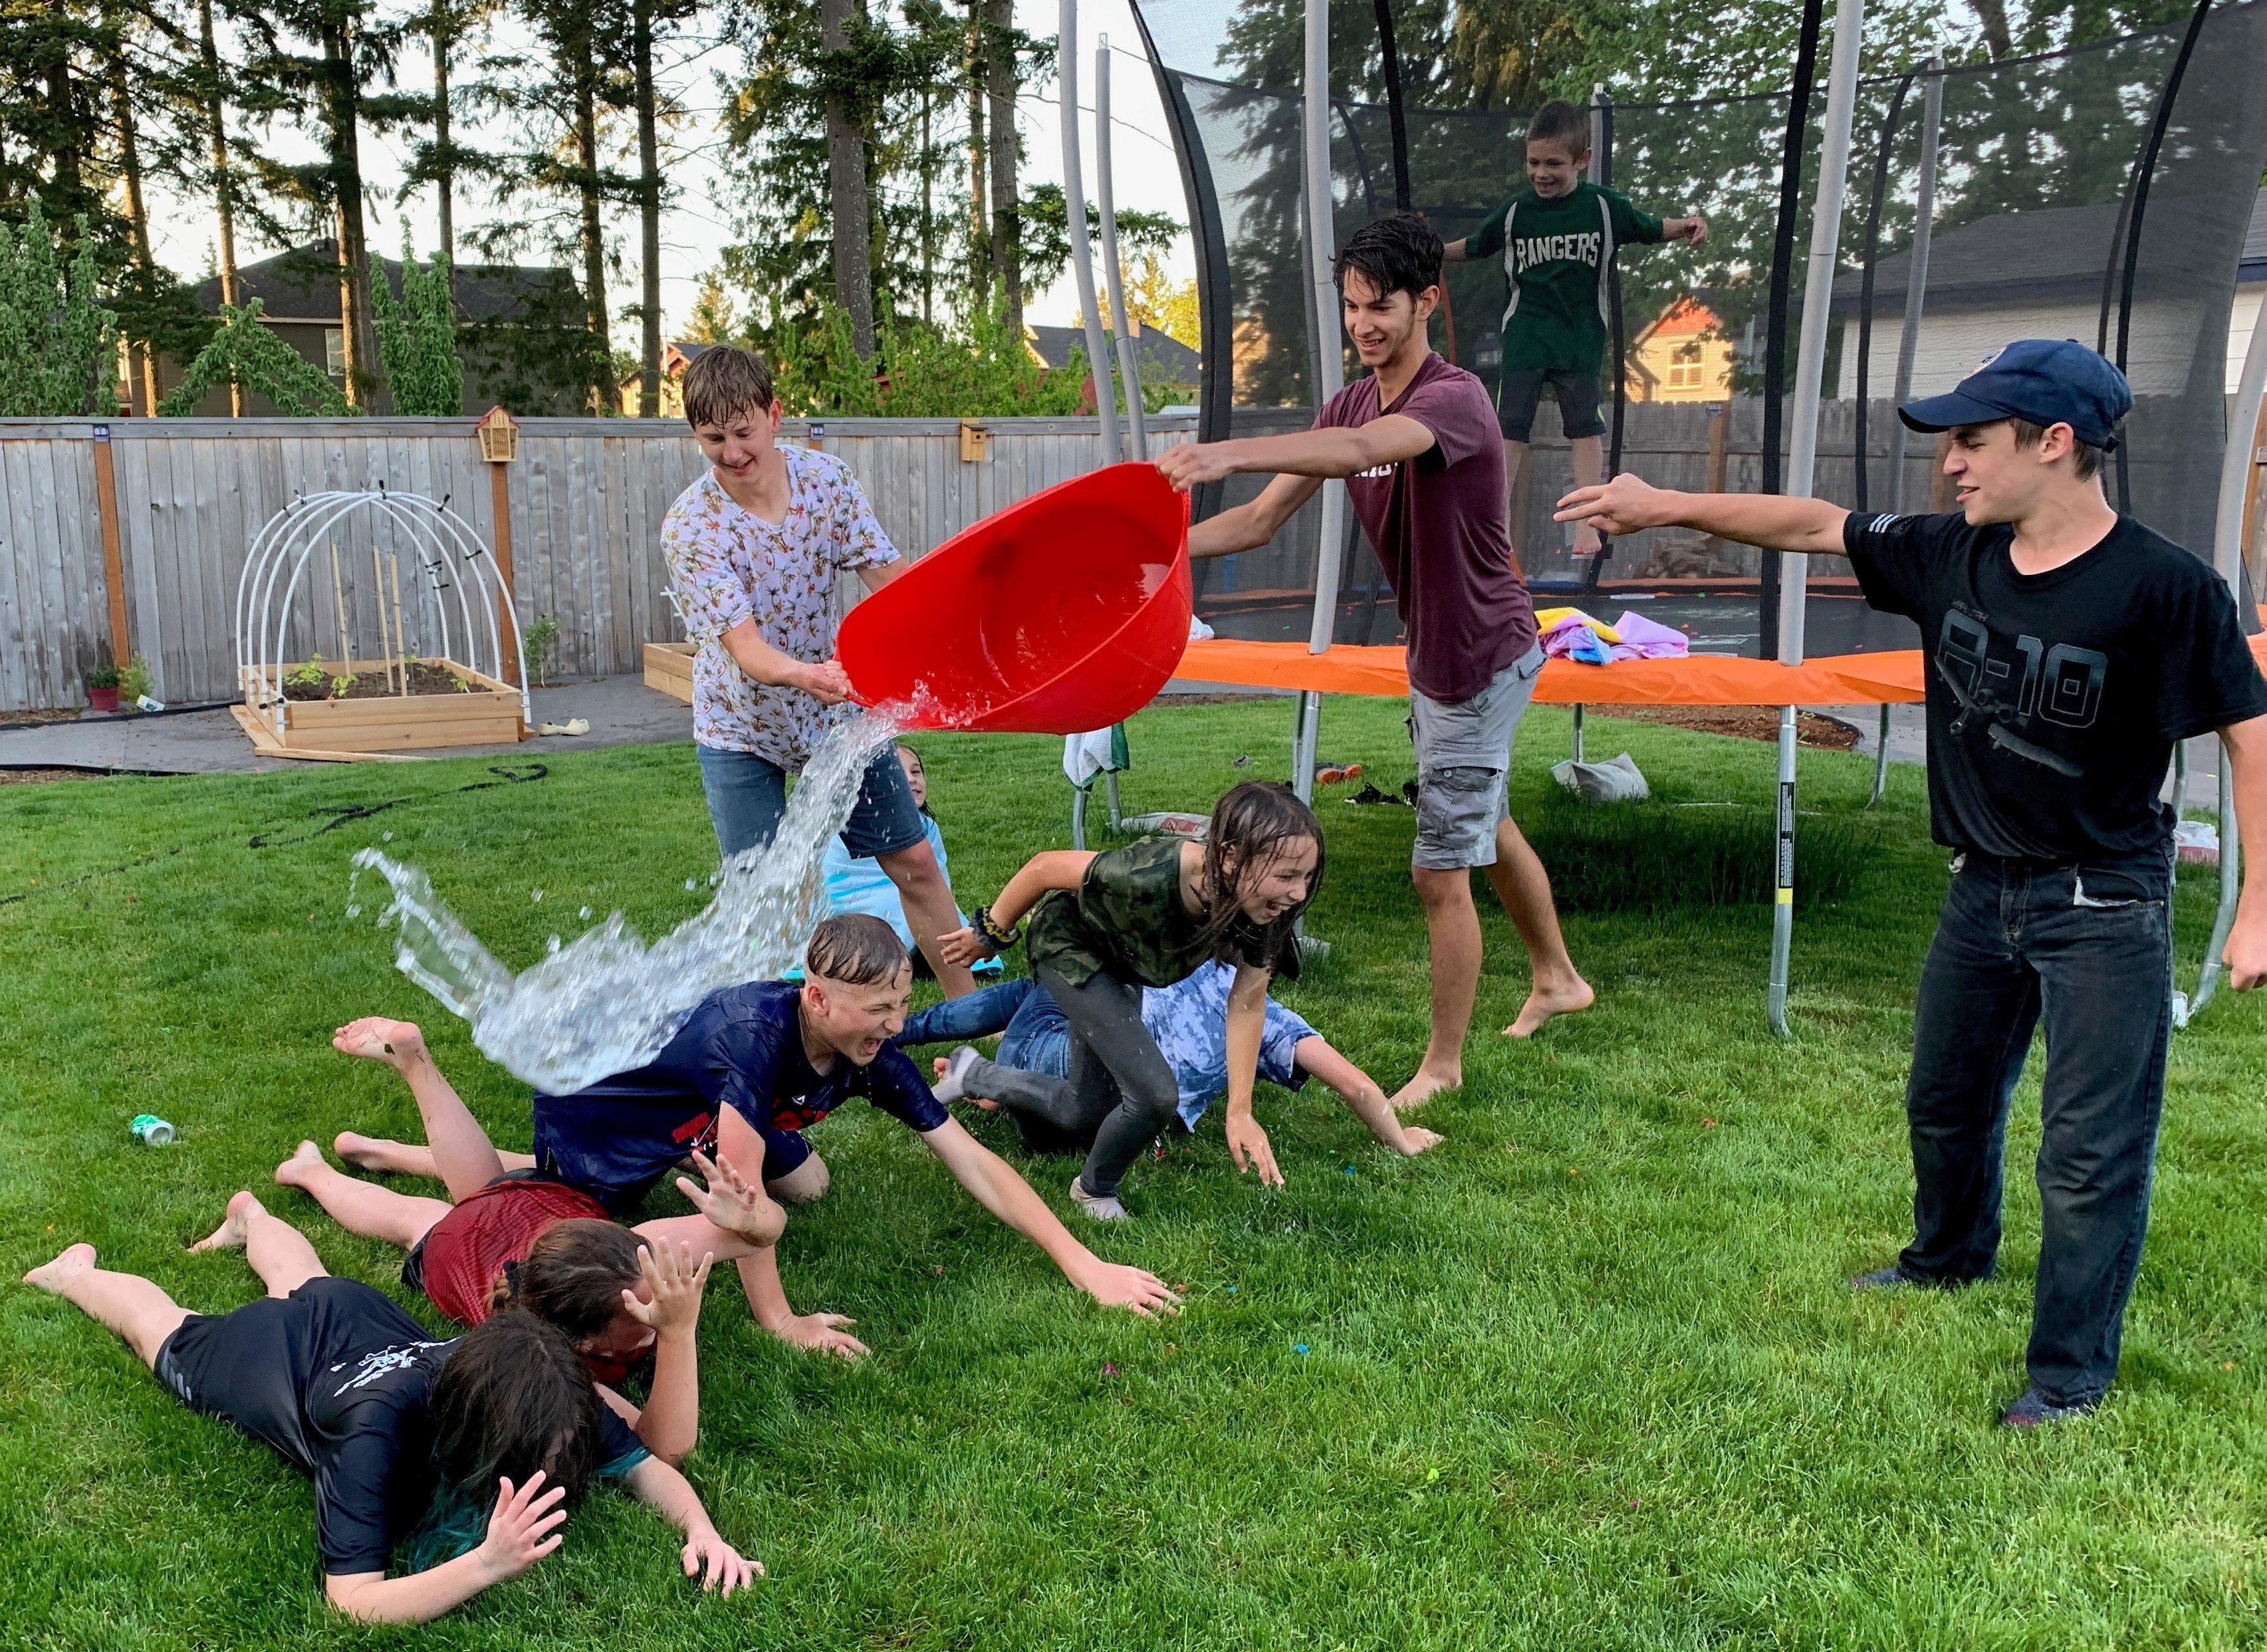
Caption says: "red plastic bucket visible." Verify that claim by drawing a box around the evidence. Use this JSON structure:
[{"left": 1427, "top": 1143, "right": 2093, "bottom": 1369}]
[{"left": 836, "top": 461, "right": 1192, "bottom": 733}]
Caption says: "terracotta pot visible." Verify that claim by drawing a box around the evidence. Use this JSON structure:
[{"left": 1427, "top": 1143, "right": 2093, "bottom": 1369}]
[{"left": 88, "top": 686, "right": 120, "bottom": 713}]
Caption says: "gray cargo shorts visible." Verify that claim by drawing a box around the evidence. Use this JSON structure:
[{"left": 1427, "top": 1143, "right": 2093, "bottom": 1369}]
[{"left": 1406, "top": 642, "right": 1546, "bottom": 870}]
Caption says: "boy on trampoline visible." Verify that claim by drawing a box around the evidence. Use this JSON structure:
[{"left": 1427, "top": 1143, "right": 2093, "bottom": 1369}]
[
  {"left": 1558, "top": 338, "right": 2267, "bottom": 1426},
  {"left": 663, "top": 344, "right": 974, "bottom": 996},
  {"left": 1157, "top": 212, "right": 1592, "bottom": 1106},
  {"left": 1443, "top": 99, "right": 1706, "bottom": 557},
  {"left": 22, "top": 1202, "right": 758, "bottom": 1621}
]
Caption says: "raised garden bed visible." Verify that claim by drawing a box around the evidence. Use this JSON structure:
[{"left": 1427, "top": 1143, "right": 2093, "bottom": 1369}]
[
  {"left": 236, "top": 657, "right": 525, "bottom": 755},
  {"left": 644, "top": 641, "right": 695, "bottom": 705}
]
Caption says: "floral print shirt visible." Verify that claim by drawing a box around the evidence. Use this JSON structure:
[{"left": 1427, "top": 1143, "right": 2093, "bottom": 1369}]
[{"left": 659, "top": 447, "right": 898, "bottom": 768}]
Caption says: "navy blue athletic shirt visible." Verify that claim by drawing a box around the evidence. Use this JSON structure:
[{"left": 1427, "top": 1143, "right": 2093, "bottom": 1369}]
[{"left": 531, "top": 980, "right": 949, "bottom": 1209}]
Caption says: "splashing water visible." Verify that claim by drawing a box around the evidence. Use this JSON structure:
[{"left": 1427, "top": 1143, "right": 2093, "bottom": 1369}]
[{"left": 353, "top": 708, "right": 901, "bottom": 1092}]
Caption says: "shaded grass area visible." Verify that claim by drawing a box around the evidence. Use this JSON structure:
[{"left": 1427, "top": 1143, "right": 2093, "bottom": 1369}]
[{"left": 2, "top": 697, "right": 2263, "bottom": 1651}]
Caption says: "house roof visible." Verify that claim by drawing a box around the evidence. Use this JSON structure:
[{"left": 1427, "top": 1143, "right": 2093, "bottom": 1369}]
[
  {"left": 1828, "top": 188, "right": 2267, "bottom": 316},
  {"left": 1026, "top": 323, "right": 1201, "bottom": 382},
  {"left": 193, "top": 241, "right": 582, "bottom": 324}
]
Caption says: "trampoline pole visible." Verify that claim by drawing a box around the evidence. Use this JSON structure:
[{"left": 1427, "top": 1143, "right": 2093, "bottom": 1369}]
[
  {"left": 2181, "top": 268, "right": 2267, "bottom": 1023},
  {"left": 1869, "top": 703, "right": 1891, "bottom": 807},
  {"left": 1096, "top": 37, "right": 1148, "bottom": 463},
  {"left": 1059, "top": 0, "right": 1119, "bottom": 465},
  {"left": 1769, "top": 0, "right": 1867, "bottom": 1038},
  {"left": 1294, "top": 0, "right": 1347, "bottom": 808},
  {"left": 1889, "top": 55, "right": 1943, "bottom": 514}
]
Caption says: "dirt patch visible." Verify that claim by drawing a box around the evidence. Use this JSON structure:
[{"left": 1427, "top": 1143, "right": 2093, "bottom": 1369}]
[
  {"left": 1592, "top": 705, "right": 1861, "bottom": 750},
  {"left": 281, "top": 661, "right": 482, "bottom": 702},
  {"left": 0, "top": 708, "right": 93, "bottom": 728},
  {"left": 0, "top": 768, "right": 106, "bottom": 786}
]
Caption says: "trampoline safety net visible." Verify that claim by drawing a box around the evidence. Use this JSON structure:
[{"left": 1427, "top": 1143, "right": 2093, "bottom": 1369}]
[{"left": 1132, "top": 0, "right": 2267, "bottom": 657}]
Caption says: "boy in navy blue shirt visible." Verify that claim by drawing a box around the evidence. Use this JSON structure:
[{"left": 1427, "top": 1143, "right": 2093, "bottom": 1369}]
[
  {"left": 1558, "top": 340, "right": 2267, "bottom": 1425},
  {"left": 531, "top": 913, "right": 1178, "bottom": 1357}
]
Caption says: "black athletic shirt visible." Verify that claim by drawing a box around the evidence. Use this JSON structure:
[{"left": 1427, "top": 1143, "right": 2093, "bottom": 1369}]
[{"left": 1842, "top": 510, "right": 2267, "bottom": 871}]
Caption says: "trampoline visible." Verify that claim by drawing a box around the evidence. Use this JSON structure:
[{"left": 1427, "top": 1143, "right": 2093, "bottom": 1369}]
[{"left": 1116, "top": 0, "right": 2267, "bottom": 1028}]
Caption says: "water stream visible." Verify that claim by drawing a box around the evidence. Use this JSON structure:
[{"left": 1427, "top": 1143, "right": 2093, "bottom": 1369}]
[{"left": 352, "top": 707, "right": 901, "bottom": 1093}]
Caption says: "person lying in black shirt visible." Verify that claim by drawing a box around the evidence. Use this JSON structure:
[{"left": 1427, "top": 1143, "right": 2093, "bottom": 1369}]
[
  {"left": 1556, "top": 338, "right": 2267, "bottom": 1429},
  {"left": 21, "top": 1190, "right": 761, "bottom": 1623}
]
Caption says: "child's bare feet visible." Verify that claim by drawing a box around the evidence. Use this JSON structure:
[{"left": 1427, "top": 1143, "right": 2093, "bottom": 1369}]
[
  {"left": 332, "top": 1016, "right": 426, "bottom": 1069},
  {"left": 332, "top": 1131, "right": 393, "bottom": 1171},
  {"left": 189, "top": 1190, "right": 265, "bottom": 1252},
  {"left": 275, "top": 1140, "right": 328, "bottom": 1189},
  {"left": 23, "top": 1242, "right": 98, "bottom": 1292},
  {"left": 1504, "top": 975, "right": 1594, "bottom": 1039},
  {"left": 1390, "top": 1068, "right": 1461, "bottom": 1111}
]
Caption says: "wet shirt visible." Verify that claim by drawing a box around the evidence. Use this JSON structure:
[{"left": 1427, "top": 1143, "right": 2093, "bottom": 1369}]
[
  {"left": 1316, "top": 352, "right": 1536, "bottom": 703},
  {"left": 531, "top": 980, "right": 949, "bottom": 1207},
  {"left": 1467, "top": 182, "right": 1665, "bottom": 376},
  {"left": 1843, "top": 510, "right": 2267, "bottom": 876},
  {"left": 659, "top": 448, "right": 898, "bottom": 768},
  {"left": 1026, "top": 836, "right": 1297, "bottom": 990},
  {"left": 1143, "top": 961, "right": 1316, "bottom": 1128}
]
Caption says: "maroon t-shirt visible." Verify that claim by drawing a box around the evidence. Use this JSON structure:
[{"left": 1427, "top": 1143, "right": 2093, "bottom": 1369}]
[{"left": 1316, "top": 352, "right": 1536, "bottom": 703}]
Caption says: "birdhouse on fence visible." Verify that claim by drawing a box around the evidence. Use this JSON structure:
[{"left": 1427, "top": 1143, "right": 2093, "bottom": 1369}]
[{"left": 475, "top": 406, "right": 521, "bottom": 463}]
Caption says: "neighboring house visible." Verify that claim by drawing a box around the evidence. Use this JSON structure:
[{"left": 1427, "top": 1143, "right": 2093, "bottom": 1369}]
[
  {"left": 618, "top": 341, "right": 718, "bottom": 417},
  {"left": 1624, "top": 296, "right": 1735, "bottom": 403},
  {"left": 1026, "top": 321, "right": 1202, "bottom": 394},
  {"left": 154, "top": 241, "right": 596, "bottom": 416},
  {"left": 1830, "top": 189, "right": 2267, "bottom": 398}
]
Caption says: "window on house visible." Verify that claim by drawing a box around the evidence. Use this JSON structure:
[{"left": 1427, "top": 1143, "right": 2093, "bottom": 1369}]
[
  {"left": 1666, "top": 340, "right": 1704, "bottom": 391},
  {"left": 325, "top": 329, "right": 346, "bottom": 378}
]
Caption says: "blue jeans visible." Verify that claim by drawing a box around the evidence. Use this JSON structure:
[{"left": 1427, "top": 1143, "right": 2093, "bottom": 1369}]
[
  {"left": 696, "top": 743, "right": 927, "bottom": 861},
  {"left": 1900, "top": 850, "right": 2175, "bottom": 1407},
  {"left": 895, "top": 978, "right": 1087, "bottom": 1155}
]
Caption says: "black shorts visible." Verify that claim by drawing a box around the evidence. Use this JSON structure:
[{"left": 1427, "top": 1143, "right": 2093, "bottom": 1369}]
[
  {"left": 154, "top": 1277, "right": 429, "bottom": 1475},
  {"left": 1497, "top": 368, "right": 1605, "bottom": 441}
]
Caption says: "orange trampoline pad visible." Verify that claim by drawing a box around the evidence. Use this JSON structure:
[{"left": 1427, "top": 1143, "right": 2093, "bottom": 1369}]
[{"left": 1177, "top": 638, "right": 1926, "bottom": 706}]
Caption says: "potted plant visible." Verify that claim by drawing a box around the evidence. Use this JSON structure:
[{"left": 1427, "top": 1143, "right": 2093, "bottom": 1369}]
[{"left": 85, "top": 657, "right": 121, "bottom": 713}]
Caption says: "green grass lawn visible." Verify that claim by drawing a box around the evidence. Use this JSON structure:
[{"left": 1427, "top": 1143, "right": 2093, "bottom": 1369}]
[{"left": 3, "top": 697, "right": 2263, "bottom": 1651}]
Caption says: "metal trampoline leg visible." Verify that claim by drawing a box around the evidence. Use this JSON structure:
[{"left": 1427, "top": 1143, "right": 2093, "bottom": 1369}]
[
  {"left": 2171, "top": 738, "right": 2190, "bottom": 819},
  {"left": 1105, "top": 768, "right": 1123, "bottom": 832},
  {"left": 2177, "top": 754, "right": 2240, "bottom": 1027},
  {"left": 1572, "top": 704, "right": 1586, "bottom": 765},
  {"left": 1071, "top": 785, "right": 1089, "bottom": 852},
  {"left": 1867, "top": 703, "right": 1891, "bottom": 807},
  {"left": 1766, "top": 705, "right": 1798, "bottom": 1036}
]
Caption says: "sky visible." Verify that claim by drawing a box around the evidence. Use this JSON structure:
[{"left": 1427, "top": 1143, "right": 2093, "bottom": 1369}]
[{"left": 139, "top": 0, "right": 1203, "bottom": 342}]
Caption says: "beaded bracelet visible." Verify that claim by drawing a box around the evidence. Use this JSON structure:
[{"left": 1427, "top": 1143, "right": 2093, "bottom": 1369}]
[{"left": 973, "top": 905, "right": 1021, "bottom": 951}]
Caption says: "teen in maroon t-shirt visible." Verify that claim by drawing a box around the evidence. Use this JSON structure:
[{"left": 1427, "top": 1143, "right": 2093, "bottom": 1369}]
[{"left": 1157, "top": 213, "right": 1594, "bottom": 1106}]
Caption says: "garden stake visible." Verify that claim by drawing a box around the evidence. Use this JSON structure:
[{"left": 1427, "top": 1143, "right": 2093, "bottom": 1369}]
[
  {"left": 390, "top": 555, "right": 409, "bottom": 695},
  {"left": 373, "top": 546, "right": 398, "bottom": 693},
  {"left": 329, "top": 544, "right": 352, "bottom": 674}
]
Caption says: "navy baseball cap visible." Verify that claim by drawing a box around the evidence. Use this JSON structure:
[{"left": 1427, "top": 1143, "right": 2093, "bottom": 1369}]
[{"left": 1897, "top": 338, "right": 2132, "bottom": 449}]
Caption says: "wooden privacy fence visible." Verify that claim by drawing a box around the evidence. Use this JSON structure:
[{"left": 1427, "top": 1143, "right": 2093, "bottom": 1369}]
[{"left": 0, "top": 413, "right": 1198, "bottom": 712}]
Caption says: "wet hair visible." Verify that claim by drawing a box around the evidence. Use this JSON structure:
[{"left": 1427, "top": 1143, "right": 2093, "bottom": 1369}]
[
  {"left": 1332, "top": 212, "right": 1443, "bottom": 304},
  {"left": 491, "top": 1218, "right": 644, "bottom": 1342},
  {"left": 682, "top": 344, "right": 777, "bottom": 429},
  {"left": 2008, "top": 417, "right": 2109, "bottom": 483},
  {"left": 1196, "top": 780, "right": 1325, "bottom": 965},
  {"left": 1526, "top": 100, "right": 1592, "bottom": 160},
  {"left": 805, "top": 912, "right": 909, "bottom": 986},
  {"left": 406, "top": 1309, "right": 607, "bottom": 1570}
]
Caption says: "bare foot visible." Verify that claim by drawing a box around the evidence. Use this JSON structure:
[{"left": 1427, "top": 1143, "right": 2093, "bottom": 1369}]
[
  {"left": 275, "top": 1140, "right": 327, "bottom": 1189},
  {"left": 1504, "top": 976, "right": 1595, "bottom": 1040},
  {"left": 332, "top": 1016, "right": 426, "bottom": 1069},
  {"left": 23, "top": 1242, "right": 98, "bottom": 1292},
  {"left": 334, "top": 1131, "right": 393, "bottom": 1172},
  {"left": 1390, "top": 1068, "right": 1462, "bottom": 1112},
  {"left": 189, "top": 1190, "right": 265, "bottom": 1252}
]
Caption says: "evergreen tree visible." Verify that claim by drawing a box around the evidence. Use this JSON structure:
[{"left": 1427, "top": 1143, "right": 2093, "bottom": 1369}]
[
  {"left": 158, "top": 297, "right": 355, "bottom": 414},
  {"left": 0, "top": 198, "right": 118, "bottom": 415},
  {"left": 371, "top": 231, "right": 466, "bottom": 413}
]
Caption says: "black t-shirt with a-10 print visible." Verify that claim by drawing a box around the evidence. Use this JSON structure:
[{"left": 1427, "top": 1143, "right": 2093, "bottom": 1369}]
[{"left": 1841, "top": 510, "right": 2267, "bottom": 886}]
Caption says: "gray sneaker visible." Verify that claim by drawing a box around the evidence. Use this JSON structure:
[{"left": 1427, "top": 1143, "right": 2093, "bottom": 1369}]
[
  {"left": 1067, "top": 1175, "right": 1130, "bottom": 1222},
  {"left": 1849, "top": 1264, "right": 1913, "bottom": 1292},
  {"left": 2002, "top": 1386, "right": 2097, "bottom": 1429},
  {"left": 931, "top": 1046, "right": 982, "bottom": 1105}
]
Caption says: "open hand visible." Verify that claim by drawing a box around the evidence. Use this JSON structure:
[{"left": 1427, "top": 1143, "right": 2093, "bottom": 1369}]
[
  {"left": 474, "top": 1472, "right": 568, "bottom": 1582},
  {"left": 1079, "top": 1261, "right": 1182, "bottom": 1317},
  {"left": 794, "top": 660, "right": 855, "bottom": 706},
  {"left": 1555, "top": 473, "right": 1675, "bottom": 539},
  {"left": 1225, "top": 1113, "right": 1284, "bottom": 1187},
  {"left": 676, "top": 1149, "right": 784, "bottom": 1247},
  {"left": 937, "top": 925, "right": 989, "bottom": 968},
  {"left": 681, "top": 1528, "right": 763, "bottom": 1596},
  {"left": 771, "top": 1311, "right": 870, "bottom": 1361},
  {"left": 622, "top": 1240, "right": 713, "bottom": 1338}
]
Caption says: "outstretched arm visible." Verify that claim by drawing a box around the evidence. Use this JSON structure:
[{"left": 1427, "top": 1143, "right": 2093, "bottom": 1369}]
[
  {"left": 1182, "top": 471, "right": 1327, "bottom": 560},
  {"left": 719, "top": 616, "right": 852, "bottom": 706},
  {"left": 609, "top": 1239, "right": 714, "bottom": 1466},
  {"left": 1294, "top": 1036, "right": 1441, "bottom": 1155},
  {"left": 939, "top": 850, "right": 1093, "bottom": 965},
  {"left": 1220, "top": 965, "right": 1282, "bottom": 1187},
  {"left": 917, "top": 1117, "right": 1180, "bottom": 1315},
  {"left": 623, "top": 1457, "right": 762, "bottom": 1598},
  {"left": 324, "top": 1473, "right": 567, "bottom": 1623},
  {"left": 1556, "top": 473, "right": 1847, "bottom": 553},
  {"left": 1159, "top": 417, "right": 1433, "bottom": 495},
  {"left": 2222, "top": 712, "right": 2267, "bottom": 991},
  {"left": 714, "top": 1106, "right": 868, "bottom": 1359}
]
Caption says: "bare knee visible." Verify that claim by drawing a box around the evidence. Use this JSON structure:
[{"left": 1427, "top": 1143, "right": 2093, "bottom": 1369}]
[
  {"left": 767, "top": 1151, "right": 830, "bottom": 1205},
  {"left": 1411, "top": 866, "right": 1476, "bottom": 911},
  {"left": 878, "top": 840, "right": 946, "bottom": 896}
]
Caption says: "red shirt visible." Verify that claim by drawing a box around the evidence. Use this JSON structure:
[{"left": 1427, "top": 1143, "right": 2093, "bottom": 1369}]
[
  {"left": 415, "top": 1179, "right": 634, "bottom": 1381},
  {"left": 1316, "top": 351, "right": 1536, "bottom": 703}
]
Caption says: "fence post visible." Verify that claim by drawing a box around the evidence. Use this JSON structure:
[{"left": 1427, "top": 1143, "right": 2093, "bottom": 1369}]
[
  {"left": 91, "top": 423, "right": 132, "bottom": 669},
  {"left": 475, "top": 408, "right": 523, "bottom": 685}
]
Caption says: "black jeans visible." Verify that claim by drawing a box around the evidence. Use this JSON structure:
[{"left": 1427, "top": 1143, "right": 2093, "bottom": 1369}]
[
  {"left": 1015, "top": 964, "right": 1180, "bottom": 1197},
  {"left": 1901, "top": 850, "right": 2175, "bottom": 1407}
]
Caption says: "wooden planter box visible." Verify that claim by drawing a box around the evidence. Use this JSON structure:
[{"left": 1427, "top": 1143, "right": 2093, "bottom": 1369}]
[
  {"left": 234, "top": 658, "right": 525, "bottom": 755},
  {"left": 644, "top": 640, "right": 696, "bottom": 705}
]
